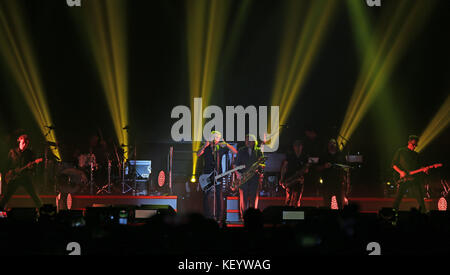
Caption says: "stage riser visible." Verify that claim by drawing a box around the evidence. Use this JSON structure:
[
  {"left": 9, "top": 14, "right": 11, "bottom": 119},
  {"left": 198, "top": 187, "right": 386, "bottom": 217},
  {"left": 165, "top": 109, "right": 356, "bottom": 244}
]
[
  {"left": 3, "top": 196, "right": 57, "bottom": 208},
  {"left": 256, "top": 198, "right": 439, "bottom": 212},
  {"left": 3, "top": 196, "right": 441, "bottom": 215},
  {"left": 4, "top": 195, "right": 178, "bottom": 211},
  {"left": 225, "top": 197, "right": 441, "bottom": 222}
]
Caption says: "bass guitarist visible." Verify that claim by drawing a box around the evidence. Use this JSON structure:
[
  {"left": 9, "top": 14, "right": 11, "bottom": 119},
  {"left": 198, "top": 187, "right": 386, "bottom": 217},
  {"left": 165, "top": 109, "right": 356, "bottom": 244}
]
[
  {"left": 0, "top": 134, "right": 43, "bottom": 211},
  {"left": 392, "top": 135, "right": 428, "bottom": 213},
  {"left": 280, "top": 140, "right": 309, "bottom": 207}
]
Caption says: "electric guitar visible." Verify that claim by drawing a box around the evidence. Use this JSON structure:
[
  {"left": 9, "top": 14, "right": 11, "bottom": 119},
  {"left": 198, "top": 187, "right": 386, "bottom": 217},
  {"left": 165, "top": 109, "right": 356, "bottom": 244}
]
[
  {"left": 199, "top": 165, "right": 245, "bottom": 192},
  {"left": 281, "top": 163, "right": 310, "bottom": 189},
  {"left": 232, "top": 156, "right": 267, "bottom": 190},
  {"left": 4, "top": 158, "right": 43, "bottom": 184},
  {"left": 396, "top": 163, "right": 443, "bottom": 184}
]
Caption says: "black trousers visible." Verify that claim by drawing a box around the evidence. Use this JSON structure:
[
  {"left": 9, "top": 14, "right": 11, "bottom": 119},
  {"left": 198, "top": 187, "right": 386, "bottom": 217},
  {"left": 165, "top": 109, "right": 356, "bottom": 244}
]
[
  {"left": 0, "top": 178, "right": 43, "bottom": 210},
  {"left": 393, "top": 180, "right": 426, "bottom": 212},
  {"left": 203, "top": 184, "right": 223, "bottom": 221},
  {"left": 285, "top": 183, "right": 304, "bottom": 207},
  {"left": 239, "top": 177, "right": 259, "bottom": 219}
]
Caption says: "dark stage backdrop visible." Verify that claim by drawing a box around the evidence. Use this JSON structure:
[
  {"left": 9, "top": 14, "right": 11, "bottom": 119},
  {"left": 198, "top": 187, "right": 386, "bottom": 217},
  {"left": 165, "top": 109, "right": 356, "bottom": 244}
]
[{"left": 0, "top": 0, "right": 448, "bottom": 196}]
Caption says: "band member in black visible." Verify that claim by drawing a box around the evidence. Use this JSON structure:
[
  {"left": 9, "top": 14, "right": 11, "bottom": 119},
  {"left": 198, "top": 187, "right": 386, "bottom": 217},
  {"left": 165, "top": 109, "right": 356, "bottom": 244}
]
[
  {"left": 89, "top": 132, "right": 110, "bottom": 190},
  {"left": 280, "top": 140, "right": 309, "bottom": 207},
  {"left": 197, "top": 131, "right": 237, "bottom": 220},
  {"left": 302, "top": 126, "right": 323, "bottom": 197},
  {"left": 0, "top": 134, "right": 43, "bottom": 210},
  {"left": 234, "top": 134, "right": 264, "bottom": 219},
  {"left": 318, "top": 138, "right": 346, "bottom": 209},
  {"left": 392, "top": 135, "right": 427, "bottom": 213}
]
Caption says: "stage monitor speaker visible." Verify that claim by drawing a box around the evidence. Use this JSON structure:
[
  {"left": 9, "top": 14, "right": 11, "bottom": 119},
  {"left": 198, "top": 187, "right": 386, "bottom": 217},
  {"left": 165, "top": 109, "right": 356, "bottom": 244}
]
[
  {"left": 7, "top": 208, "right": 38, "bottom": 223},
  {"left": 429, "top": 210, "right": 450, "bottom": 228},
  {"left": 262, "top": 206, "right": 310, "bottom": 224},
  {"left": 56, "top": 210, "right": 85, "bottom": 227},
  {"left": 136, "top": 204, "right": 176, "bottom": 219},
  {"left": 85, "top": 206, "right": 135, "bottom": 225},
  {"left": 134, "top": 205, "right": 176, "bottom": 221}
]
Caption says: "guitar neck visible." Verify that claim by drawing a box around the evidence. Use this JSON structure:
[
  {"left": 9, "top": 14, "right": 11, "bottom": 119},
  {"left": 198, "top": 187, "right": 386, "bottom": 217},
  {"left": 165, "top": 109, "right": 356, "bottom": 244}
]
[
  {"left": 410, "top": 169, "right": 425, "bottom": 176},
  {"left": 409, "top": 164, "right": 441, "bottom": 176},
  {"left": 15, "top": 159, "right": 42, "bottom": 173}
]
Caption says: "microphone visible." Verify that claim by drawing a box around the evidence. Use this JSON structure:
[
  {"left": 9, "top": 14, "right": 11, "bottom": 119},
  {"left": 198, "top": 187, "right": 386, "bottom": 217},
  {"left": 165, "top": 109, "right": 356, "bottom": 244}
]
[{"left": 45, "top": 125, "right": 56, "bottom": 130}]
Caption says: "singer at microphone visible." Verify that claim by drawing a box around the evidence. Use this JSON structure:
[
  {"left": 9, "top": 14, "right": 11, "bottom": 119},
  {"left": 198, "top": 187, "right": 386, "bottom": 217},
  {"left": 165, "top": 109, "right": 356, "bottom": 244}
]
[{"left": 196, "top": 130, "right": 237, "bottom": 221}]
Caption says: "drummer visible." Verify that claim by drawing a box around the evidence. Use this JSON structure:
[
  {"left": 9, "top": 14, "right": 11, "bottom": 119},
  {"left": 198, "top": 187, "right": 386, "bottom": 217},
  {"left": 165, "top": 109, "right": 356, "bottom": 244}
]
[
  {"left": 89, "top": 134, "right": 109, "bottom": 167},
  {"left": 88, "top": 133, "right": 110, "bottom": 187}
]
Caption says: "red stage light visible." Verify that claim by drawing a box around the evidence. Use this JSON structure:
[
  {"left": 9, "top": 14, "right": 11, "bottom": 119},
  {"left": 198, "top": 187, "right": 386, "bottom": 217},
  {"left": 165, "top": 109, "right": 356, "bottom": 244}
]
[
  {"left": 67, "top": 193, "right": 73, "bottom": 210},
  {"left": 438, "top": 197, "right": 447, "bottom": 211},
  {"left": 331, "top": 196, "right": 338, "bottom": 210},
  {"left": 158, "top": 171, "right": 166, "bottom": 187}
]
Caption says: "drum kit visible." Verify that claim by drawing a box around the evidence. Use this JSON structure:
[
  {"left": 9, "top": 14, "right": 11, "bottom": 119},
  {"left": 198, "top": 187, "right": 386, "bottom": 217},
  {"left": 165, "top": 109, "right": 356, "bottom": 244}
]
[{"left": 42, "top": 141, "right": 140, "bottom": 197}]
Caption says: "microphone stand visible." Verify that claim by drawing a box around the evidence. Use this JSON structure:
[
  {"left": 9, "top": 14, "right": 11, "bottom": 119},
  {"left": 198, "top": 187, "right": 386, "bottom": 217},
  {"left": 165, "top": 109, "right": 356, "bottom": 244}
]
[
  {"left": 43, "top": 127, "right": 54, "bottom": 194},
  {"left": 121, "top": 144, "right": 132, "bottom": 194},
  {"left": 337, "top": 133, "right": 352, "bottom": 201},
  {"left": 214, "top": 143, "right": 220, "bottom": 222}
]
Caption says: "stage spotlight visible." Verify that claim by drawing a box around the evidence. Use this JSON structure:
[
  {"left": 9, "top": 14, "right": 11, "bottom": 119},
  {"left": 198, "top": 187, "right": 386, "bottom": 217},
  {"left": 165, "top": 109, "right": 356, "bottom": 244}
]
[
  {"left": 383, "top": 180, "right": 397, "bottom": 198},
  {"left": 158, "top": 170, "right": 166, "bottom": 187},
  {"left": 190, "top": 175, "right": 197, "bottom": 183},
  {"left": 438, "top": 197, "right": 447, "bottom": 211},
  {"left": 331, "top": 196, "right": 338, "bottom": 210}
]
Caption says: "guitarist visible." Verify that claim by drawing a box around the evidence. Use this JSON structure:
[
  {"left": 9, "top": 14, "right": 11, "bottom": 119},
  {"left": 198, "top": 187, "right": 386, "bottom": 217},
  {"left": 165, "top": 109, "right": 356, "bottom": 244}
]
[
  {"left": 197, "top": 131, "right": 237, "bottom": 221},
  {"left": 280, "top": 140, "right": 309, "bottom": 207},
  {"left": 392, "top": 135, "right": 427, "bottom": 213},
  {"left": 0, "top": 134, "right": 43, "bottom": 211},
  {"left": 234, "top": 134, "right": 264, "bottom": 219}
]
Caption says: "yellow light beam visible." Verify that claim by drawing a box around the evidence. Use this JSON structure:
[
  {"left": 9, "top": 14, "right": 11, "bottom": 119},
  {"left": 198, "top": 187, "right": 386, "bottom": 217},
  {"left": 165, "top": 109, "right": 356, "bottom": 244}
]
[
  {"left": 0, "top": 1, "right": 60, "bottom": 160},
  {"left": 185, "top": 0, "right": 231, "bottom": 175},
  {"left": 280, "top": 0, "right": 337, "bottom": 126},
  {"left": 78, "top": 0, "right": 129, "bottom": 159},
  {"left": 416, "top": 95, "right": 450, "bottom": 153},
  {"left": 339, "top": 0, "right": 409, "bottom": 146},
  {"left": 338, "top": 0, "right": 435, "bottom": 149},
  {"left": 270, "top": 0, "right": 338, "bottom": 142}
]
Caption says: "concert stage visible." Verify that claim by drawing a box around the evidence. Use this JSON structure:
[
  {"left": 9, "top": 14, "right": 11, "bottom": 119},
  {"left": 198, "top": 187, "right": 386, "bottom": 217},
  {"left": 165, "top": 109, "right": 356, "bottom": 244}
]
[{"left": 2, "top": 194, "right": 443, "bottom": 216}]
